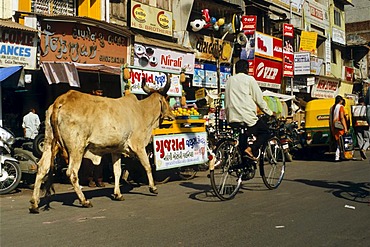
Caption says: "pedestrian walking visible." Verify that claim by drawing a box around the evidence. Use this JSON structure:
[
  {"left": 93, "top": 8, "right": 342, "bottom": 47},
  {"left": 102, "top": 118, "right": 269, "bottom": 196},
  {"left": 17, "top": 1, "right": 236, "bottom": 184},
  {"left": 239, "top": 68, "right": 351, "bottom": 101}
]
[
  {"left": 329, "top": 95, "right": 348, "bottom": 161},
  {"left": 352, "top": 97, "right": 369, "bottom": 160},
  {"left": 22, "top": 108, "right": 41, "bottom": 139}
]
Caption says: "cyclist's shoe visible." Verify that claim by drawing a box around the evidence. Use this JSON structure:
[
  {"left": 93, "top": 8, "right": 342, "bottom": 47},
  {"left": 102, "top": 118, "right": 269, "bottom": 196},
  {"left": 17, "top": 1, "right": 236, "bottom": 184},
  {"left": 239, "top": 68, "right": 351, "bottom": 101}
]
[{"left": 243, "top": 148, "right": 258, "bottom": 160}]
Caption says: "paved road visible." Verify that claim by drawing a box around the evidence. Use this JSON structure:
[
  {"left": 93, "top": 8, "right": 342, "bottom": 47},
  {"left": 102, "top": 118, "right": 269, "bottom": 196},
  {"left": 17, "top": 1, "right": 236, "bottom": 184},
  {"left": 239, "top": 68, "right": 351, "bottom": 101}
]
[{"left": 1, "top": 156, "right": 369, "bottom": 247}]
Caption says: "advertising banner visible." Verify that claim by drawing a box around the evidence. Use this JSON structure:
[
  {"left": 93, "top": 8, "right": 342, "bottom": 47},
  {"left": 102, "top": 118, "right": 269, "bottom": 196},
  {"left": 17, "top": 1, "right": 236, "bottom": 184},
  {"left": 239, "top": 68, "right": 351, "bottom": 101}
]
[
  {"left": 283, "top": 23, "right": 294, "bottom": 77},
  {"left": 255, "top": 32, "right": 283, "bottom": 61},
  {"left": 128, "top": 68, "right": 182, "bottom": 96},
  {"left": 310, "top": 57, "right": 323, "bottom": 75},
  {"left": 240, "top": 15, "right": 257, "bottom": 61},
  {"left": 0, "top": 28, "right": 37, "bottom": 69},
  {"left": 130, "top": 0, "right": 173, "bottom": 37},
  {"left": 294, "top": 52, "right": 310, "bottom": 75},
  {"left": 153, "top": 132, "right": 208, "bottom": 170},
  {"left": 311, "top": 77, "right": 339, "bottom": 98},
  {"left": 193, "top": 63, "right": 231, "bottom": 88},
  {"left": 254, "top": 56, "right": 282, "bottom": 89},
  {"left": 40, "top": 21, "right": 128, "bottom": 66},
  {"left": 299, "top": 31, "right": 317, "bottom": 55},
  {"left": 188, "top": 34, "right": 233, "bottom": 63},
  {"left": 134, "top": 43, "right": 195, "bottom": 74},
  {"left": 343, "top": 66, "right": 354, "bottom": 82}
]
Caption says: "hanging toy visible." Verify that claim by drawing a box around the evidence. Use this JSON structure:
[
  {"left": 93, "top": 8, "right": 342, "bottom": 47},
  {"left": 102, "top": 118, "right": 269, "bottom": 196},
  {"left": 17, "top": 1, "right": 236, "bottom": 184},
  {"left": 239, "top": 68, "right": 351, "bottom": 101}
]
[
  {"left": 213, "top": 24, "right": 219, "bottom": 31},
  {"left": 201, "top": 9, "right": 212, "bottom": 29},
  {"left": 232, "top": 14, "right": 241, "bottom": 33},
  {"left": 210, "top": 17, "right": 217, "bottom": 24},
  {"left": 190, "top": 19, "right": 206, "bottom": 32},
  {"left": 123, "top": 63, "right": 131, "bottom": 80},
  {"left": 180, "top": 68, "right": 186, "bottom": 83},
  {"left": 217, "top": 18, "right": 225, "bottom": 26}
]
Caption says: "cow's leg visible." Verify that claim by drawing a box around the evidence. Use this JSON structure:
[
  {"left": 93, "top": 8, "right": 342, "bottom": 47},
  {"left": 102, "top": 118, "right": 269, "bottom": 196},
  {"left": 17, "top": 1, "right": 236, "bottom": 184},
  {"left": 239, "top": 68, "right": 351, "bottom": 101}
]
[
  {"left": 111, "top": 153, "right": 124, "bottom": 201},
  {"left": 29, "top": 143, "right": 55, "bottom": 213},
  {"left": 67, "top": 152, "right": 92, "bottom": 208},
  {"left": 136, "top": 148, "right": 157, "bottom": 194}
]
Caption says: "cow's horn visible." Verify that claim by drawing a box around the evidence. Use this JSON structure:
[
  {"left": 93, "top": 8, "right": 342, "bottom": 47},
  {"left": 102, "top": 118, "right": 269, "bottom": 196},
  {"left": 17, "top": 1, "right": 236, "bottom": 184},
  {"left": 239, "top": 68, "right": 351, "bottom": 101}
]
[
  {"left": 159, "top": 74, "right": 171, "bottom": 96},
  {"left": 141, "top": 77, "right": 154, "bottom": 95}
]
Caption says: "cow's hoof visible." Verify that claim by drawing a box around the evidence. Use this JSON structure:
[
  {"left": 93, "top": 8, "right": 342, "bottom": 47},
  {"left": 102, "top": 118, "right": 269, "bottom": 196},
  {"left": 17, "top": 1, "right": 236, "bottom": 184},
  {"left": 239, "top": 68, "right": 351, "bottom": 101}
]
[
  {"left": 149, "top": 187, "right": 158, "bottom": 194},
  {"left": 29, "top": 206, "right": 39, "bottom": 214},
  {"left": 81, "top": 201, "right": 93, "bottom": 208},
  {"left": 112, "top": 194, "right": 125, "bottom": 201}
]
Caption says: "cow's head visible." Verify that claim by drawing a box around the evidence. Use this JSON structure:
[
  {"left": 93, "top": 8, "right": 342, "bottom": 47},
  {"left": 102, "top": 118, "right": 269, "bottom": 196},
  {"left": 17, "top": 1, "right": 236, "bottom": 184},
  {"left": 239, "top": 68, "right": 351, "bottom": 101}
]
[{"left": 142, "top": 77, "right": 175, "bottom": 121}]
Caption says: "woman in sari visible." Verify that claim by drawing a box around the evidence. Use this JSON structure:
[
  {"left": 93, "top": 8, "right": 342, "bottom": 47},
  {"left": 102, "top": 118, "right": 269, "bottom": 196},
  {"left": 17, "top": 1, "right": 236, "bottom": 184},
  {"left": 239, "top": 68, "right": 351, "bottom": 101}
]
[{"left": 330, "top": 95, "right": 348, "bottom": 161}]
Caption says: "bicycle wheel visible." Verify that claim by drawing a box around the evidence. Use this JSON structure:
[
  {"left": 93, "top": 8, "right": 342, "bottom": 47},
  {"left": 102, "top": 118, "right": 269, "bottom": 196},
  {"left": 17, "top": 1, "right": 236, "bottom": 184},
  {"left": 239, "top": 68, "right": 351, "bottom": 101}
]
[
  {"left": 260, "top": 137, "right": 286, "bottom": 189},
  {"left": 210, "top": 140, "right": 243, "bottom": 200}
]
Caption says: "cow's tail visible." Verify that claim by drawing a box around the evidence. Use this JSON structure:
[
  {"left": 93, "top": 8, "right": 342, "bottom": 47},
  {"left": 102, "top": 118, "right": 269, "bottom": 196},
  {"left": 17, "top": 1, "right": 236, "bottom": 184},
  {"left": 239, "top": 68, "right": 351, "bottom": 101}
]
[{"left": 43, "top": 99, "right": 69, "bottom": 197}]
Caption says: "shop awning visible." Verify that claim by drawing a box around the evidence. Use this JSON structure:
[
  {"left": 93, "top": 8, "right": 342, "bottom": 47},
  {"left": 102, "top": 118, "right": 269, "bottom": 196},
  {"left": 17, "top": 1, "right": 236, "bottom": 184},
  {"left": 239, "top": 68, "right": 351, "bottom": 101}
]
[
  {"left": 0, "top": 66, "right": 25, "bottom": 88},
  {"left": 74, "top": 63, "right": 121, "bottom": 75},
  {"left": 134, "top": 34, "right": 194, "bottom": 53},
  {"left": 262, "top": 90, "right": 295, "bottom": 101},
  {"left": 40, "top": 62, "right": 80, "bottom": 87}
]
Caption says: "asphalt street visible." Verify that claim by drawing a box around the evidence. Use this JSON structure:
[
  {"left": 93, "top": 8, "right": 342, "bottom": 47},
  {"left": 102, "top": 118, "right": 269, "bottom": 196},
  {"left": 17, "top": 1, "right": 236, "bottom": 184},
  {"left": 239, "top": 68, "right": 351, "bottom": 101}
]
[{"left": 1, "top": 153, "right": 369, "bottom": 247}]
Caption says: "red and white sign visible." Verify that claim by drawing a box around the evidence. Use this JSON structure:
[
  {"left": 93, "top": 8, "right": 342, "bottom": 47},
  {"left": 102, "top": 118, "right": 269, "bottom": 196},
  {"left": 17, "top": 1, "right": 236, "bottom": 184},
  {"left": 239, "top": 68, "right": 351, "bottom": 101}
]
[
  {"left": 255, "top": 32, "right": 283, "bottom": 61},
  {"left": 343, "top": 66, "right": 354, "bottom": 82},
  {"left": 254, "top": 57, "right": 282, "bottom": 89},
  {"left": 241, "top": 15, "right": 257, "bottom": 33},
  {"left": 311, "top": 77, "right": 339, "bottom": 98},
  {"left": 153, "top": 132, "right": 208, "bottom": 170},
  {"left": 283, "top": 24, "right": 294, "bottom": 77},
  {"left": 128, "top": 69, "right": 182, "bottom": 96}
]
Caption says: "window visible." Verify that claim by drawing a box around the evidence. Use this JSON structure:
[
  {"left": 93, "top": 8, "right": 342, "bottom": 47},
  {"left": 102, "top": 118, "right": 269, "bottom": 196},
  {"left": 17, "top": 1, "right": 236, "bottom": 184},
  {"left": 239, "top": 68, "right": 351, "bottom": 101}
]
[
  {"left": 334, "top": 8, "right": 341, "bottom": 27},
  {"left": 331, "top": 47, "right": 337, "bottom": 64},
  {"left": 32, "top": 0, "right": 75, "bottom": 16}
]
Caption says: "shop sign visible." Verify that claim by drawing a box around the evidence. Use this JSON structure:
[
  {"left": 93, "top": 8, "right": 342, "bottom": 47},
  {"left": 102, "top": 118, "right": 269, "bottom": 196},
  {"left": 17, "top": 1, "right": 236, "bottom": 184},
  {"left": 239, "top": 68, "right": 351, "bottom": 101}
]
[
  {"left": 255, "top": 32, "right": 282, "bottom": 61},
  {"left": 240, "top": 15, "right": 257, "bottom": 61},
  {"left": 254, "top": 57, "right": 282, "bottom": 89},
  {"left": 188, "top": 33, "right": 233, "bottom": 63},
  {"left": 128, "top": 68, "right": 182, "bottom": 96},
  {"left": 299, "top": 31, "right": 317, "bottom": 55},
  {"left": 271, "top": 0, "right": 304, "bottom": 13},
  {"left": 283, "top": 23, "right": 294, "bottom": 77},
  {"left": 307, "top": 1, "right": 329, "bottom": 30},
  {"left": 153, "top": 132, "right": 208, "bottom": 170},
  {"left": 0, "top": 28, "right": 37, "bottom": 69},
  {"left": 195, "top": 88, "right": 205, "bottom": 100},
  {"left": 294, "top": 52, "right": 310, "bottom": 75},
  {"left": 193, "top": 63, "right": 231, "bottom": 89},
  {"left": 325, "top": 33, "right": 331, "bottom": 76},
  {"left": 310, "top": 56, "right": 323, "bottom": 75},
  {"left": 130, "top": 0, "right": 173, "bottom": 37},
  {"left": 343, "top": 66, "right": 354, "bottom": 82},
  {"left": 332, "top": 27, "right": 345, "bottom": 45},
  {"left": 40, "top": 21, "right": 128, "bottom": 66},
  {"left": 311, "top": 77, "right": 339, "bottom": 98},
  {"left": 134, "top": 43, "right": 195, "bottom": 74}
]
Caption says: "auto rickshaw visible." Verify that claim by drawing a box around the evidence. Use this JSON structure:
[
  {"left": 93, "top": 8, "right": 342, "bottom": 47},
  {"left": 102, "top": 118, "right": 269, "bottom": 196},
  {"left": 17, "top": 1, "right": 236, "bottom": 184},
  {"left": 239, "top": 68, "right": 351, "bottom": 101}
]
[{"left": 302, "top": 97, "right": 355, "bottom": 154}]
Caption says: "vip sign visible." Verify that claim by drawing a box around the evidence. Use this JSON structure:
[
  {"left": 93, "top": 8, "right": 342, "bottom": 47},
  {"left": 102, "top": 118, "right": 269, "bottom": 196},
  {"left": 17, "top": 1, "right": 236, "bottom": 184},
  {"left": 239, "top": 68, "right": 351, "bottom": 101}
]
[
  {"left": 255, "top": 32, "right": 283, "bottom": 61},
  {"left": 254, "top": 57, "right": 282, "bottom": 89}
]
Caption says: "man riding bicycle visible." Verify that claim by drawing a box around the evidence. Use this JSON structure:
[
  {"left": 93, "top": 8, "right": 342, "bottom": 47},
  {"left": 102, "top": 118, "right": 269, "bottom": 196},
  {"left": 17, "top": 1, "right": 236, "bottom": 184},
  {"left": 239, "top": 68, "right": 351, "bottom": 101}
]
[{"left": 224, "top": 59, "right": 273, "bottom": 161}]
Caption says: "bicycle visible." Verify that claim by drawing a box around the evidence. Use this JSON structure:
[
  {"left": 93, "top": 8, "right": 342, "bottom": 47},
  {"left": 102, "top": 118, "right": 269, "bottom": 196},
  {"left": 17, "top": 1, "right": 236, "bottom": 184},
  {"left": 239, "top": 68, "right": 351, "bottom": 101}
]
[{"left": 209, "top": 116, "right": 286, "bottom": 200}]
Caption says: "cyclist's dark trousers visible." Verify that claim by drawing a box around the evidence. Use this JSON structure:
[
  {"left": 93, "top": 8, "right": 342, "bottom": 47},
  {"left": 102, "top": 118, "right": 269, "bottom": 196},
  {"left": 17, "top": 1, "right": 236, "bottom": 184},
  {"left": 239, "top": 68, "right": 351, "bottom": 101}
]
[{"left": 247, "top": 118, "right": 270, "bottom": 156}]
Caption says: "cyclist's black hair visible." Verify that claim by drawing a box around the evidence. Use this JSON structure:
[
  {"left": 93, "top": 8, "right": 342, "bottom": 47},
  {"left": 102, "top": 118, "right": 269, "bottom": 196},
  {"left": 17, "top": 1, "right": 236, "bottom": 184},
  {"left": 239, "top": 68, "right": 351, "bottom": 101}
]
[{"left": 235, "top": 59, "right": 249, "bottom": 74}]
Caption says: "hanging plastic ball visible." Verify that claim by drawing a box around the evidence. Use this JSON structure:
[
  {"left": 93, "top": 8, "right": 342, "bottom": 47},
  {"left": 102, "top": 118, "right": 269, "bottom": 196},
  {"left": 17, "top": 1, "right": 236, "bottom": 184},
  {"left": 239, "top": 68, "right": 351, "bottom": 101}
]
[
  {"left": 213, "top": 24, "right": 219, "bottom": 31},
  {"left": 210, "top": 17, "right": 217, "bottom": 24},
  {"left": 217, "top": 18, "right": 225, "bottom": 26}
]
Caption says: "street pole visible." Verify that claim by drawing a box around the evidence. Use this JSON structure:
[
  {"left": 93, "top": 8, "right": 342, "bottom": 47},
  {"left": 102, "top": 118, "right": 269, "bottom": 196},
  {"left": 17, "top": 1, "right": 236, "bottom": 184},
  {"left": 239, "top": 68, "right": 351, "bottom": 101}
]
[{"left": 290, "top": 1, "right": 294, "bottom": 111}]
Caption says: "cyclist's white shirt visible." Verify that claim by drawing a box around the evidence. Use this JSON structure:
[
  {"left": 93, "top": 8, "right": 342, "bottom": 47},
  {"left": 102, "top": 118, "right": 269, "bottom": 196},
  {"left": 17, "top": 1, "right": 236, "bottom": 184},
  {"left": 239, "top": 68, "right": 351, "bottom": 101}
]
[{"left": 225, "top": 73, "right": 272, "bottom": 127}]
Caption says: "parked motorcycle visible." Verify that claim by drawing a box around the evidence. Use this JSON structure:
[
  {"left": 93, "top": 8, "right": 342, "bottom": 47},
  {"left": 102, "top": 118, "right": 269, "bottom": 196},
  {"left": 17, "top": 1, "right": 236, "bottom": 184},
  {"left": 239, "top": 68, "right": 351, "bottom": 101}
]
[
  {"left": 277, "top": 119, "right": 304, "bottom": 162},
  {"left": 0, "top": 126, "right": 22, "bottom": 194},
  {"left": 0, "top": 126, "right": 40, "bottom": 194}
]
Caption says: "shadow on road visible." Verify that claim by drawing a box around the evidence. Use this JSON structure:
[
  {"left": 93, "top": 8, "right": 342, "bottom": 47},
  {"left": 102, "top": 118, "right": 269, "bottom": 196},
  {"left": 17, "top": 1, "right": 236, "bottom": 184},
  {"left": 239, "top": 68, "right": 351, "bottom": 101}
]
[{"left": 292, "top": 178, "right": 370, "bottom": 204}]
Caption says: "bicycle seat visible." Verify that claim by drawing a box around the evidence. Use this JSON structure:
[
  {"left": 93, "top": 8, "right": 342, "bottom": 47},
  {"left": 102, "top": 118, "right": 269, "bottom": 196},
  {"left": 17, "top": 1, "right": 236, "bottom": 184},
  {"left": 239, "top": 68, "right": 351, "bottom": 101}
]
[{"left": 229, "top": 122, "right": 248, "bottom": 129}]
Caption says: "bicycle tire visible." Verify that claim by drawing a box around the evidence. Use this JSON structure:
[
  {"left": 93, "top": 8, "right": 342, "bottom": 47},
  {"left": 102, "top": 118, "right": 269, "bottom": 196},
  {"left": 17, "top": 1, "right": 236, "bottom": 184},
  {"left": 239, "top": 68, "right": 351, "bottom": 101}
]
[
  {"left": 210, "top": 140, "right": 243, "bottom": 200},
  {"left": 259, "top": 137, "right": 286, "bottom": 189}
]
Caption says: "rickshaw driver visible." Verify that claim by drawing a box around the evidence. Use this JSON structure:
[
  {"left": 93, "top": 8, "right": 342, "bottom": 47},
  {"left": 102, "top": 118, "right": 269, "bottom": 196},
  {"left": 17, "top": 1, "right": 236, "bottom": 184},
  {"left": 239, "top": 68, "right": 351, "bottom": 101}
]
[{"left": 225, "top": 59, "right": 273, "bottom": 161}]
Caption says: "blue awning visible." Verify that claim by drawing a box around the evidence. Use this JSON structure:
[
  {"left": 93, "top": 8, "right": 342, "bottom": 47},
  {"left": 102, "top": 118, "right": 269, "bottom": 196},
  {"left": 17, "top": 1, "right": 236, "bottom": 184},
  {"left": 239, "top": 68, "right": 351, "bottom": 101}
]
[{"left": 0, "top": 66, "right": 24, "bottom": 88}]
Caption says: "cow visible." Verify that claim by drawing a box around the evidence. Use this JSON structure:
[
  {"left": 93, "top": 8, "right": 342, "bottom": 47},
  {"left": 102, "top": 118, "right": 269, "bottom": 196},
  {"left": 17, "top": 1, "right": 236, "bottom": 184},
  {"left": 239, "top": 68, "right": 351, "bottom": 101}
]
[{"left": 29, "top": 80, "right": 175, "bottom": 213}]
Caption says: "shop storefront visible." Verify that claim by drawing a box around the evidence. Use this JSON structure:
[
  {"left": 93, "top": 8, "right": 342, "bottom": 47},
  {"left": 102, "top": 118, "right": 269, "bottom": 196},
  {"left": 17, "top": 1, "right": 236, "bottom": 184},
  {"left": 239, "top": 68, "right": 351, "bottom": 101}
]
[
  {"left": 0, "top": 20, "right": 38, "bottom": 135},
  {"left": 38, "top": 16, "right": 132, "bottom": 103}
]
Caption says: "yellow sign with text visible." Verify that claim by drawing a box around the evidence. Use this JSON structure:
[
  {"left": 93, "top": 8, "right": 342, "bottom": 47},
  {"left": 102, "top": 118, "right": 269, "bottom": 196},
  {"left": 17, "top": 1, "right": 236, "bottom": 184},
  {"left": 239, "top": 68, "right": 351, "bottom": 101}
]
[{"left": 299, "top": 31, "right": 317, "bottom": 55}]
